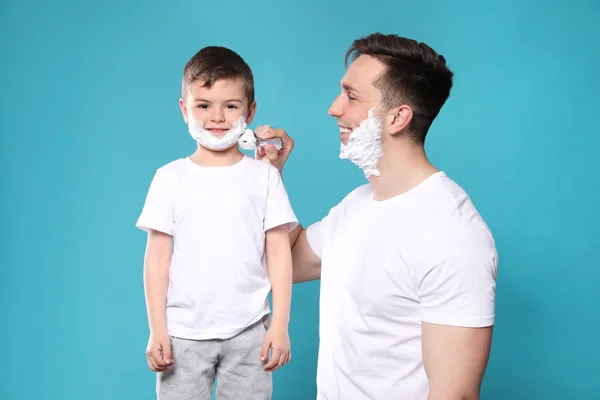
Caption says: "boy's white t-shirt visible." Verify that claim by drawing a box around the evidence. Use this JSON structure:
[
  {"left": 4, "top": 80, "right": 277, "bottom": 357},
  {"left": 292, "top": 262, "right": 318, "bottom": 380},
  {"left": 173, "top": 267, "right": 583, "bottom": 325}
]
[
  {"left": 136, "top": 155, "right": 298, "bottom": 340},
  {"left": 306, "top": 171, "right": 498, "bottom": 400}
]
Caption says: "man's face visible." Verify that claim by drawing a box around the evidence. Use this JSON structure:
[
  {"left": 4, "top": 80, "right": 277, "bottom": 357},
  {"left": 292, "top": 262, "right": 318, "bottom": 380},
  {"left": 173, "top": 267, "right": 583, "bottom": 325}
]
[
  {"left": 180, "top": 77, "right": 255, "bottom": 135},
  {"left": 328, "top": 55, "right": 385, "bottom": 145}
]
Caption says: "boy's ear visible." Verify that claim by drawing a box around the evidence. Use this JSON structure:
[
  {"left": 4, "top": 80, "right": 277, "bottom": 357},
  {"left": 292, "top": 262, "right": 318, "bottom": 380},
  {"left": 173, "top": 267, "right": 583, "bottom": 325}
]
[
  {"left": 246, "top": 101, "right": 257, "bottom": 125},
  {"left": 179, "top": 98, "right": 189, "bottom": 124}
]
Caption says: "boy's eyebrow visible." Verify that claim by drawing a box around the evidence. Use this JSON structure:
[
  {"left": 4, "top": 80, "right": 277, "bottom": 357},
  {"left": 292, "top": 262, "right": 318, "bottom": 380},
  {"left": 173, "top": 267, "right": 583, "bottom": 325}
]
[{"left": 194, "top": 98, "right": 243, "bottom": 103}]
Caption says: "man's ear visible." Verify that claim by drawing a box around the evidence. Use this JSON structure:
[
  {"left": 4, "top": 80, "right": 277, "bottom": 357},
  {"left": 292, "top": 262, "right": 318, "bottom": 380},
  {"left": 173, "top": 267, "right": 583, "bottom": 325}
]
[
  {"left": 387, "top": 104, "right": 413, "bottom": 136},
  {"left": 246, "top": 101, "right": 257, "bottom": 125}
]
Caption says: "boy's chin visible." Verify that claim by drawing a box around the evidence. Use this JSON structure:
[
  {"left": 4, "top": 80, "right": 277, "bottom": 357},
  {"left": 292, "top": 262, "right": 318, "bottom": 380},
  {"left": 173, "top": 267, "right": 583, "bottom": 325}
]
[{"left": 199, "top": 144, "right": 239, "bottom": 152}]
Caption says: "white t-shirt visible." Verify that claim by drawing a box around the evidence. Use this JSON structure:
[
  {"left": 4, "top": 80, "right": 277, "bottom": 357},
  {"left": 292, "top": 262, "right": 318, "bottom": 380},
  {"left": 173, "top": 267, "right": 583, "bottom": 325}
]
[
  {"left": 306, "top": 171, "right": 498, "bottom": 400},
  {"left": 136, "top": 155, "right": 298, "bottom": 340}
]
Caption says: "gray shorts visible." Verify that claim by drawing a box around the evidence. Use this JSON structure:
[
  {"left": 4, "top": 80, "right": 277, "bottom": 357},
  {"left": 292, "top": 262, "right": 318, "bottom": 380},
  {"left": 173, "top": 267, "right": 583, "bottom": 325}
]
[{"left": 157, "top": 317, "right": 272, "bottom": 400}]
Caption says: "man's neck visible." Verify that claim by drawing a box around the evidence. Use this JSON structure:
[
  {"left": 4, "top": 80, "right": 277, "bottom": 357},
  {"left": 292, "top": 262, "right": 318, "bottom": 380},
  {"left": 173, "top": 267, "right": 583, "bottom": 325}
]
[
  {"left": 368, "top": 143, "right": 439, "bottom": 201},
  {"left": 189, "top": 145, "right": 244, "bottom": 167}
]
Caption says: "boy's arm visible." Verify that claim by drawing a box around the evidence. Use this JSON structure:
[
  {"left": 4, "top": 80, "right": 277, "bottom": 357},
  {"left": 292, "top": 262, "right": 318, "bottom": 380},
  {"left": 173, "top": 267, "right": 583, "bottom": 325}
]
[
  {"left": 144, "top": 229, "right": 173, "bottom": 371},
  {"left": 261, "top": 224, "right": 293, "bottom": 370},
  {"left": 265, "top": 224, "right": 293, "bottom": 327}
]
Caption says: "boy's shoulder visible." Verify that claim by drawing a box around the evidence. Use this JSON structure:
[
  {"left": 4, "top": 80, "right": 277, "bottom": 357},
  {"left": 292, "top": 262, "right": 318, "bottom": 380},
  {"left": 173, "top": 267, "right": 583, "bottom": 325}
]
[
  {"left": 242, "top": 155, "right": 279, "bottom": 174},
  {"left": 155, "top": 158, "right": 188, "bottom": 174},
  {"left": 151, "top": 158, "right": 188, "bottom": 183}
]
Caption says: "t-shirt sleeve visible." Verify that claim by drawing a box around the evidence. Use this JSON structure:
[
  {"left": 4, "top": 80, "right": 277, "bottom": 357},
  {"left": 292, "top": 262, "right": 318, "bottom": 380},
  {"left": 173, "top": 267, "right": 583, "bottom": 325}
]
[
  {"left": 305, "top": 215, "right": 329, "bottom": 259},
  {"left": 416, "top": 217, "right": 498, "bottom": 328},
  {"left": 264, "top": 167, "right": 298, "bottom": 233},
  {"left": 135, "top": 168, "right": 175, "bottom": 236}
]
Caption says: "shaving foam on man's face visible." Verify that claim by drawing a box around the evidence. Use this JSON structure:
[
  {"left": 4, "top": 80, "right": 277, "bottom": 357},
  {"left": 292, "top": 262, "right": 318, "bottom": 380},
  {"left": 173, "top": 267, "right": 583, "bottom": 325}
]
[
  {"left": 339, "top": 108, "right": 384, "bottom": 178},
  {"left": 329, "top": 55, "right": 388, "bottom": 178}
]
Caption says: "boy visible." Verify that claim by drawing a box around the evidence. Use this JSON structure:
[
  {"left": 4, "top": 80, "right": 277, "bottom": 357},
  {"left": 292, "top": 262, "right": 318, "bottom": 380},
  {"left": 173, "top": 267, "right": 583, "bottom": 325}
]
[{"left": 136, "top": 46, "right": 297, "bottom": 400}]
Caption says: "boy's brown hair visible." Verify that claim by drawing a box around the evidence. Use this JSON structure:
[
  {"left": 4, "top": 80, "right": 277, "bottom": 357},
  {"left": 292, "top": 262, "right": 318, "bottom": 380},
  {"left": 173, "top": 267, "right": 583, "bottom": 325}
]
[{"left": 182, "top": 46, "right": 254, "bottom": 105}]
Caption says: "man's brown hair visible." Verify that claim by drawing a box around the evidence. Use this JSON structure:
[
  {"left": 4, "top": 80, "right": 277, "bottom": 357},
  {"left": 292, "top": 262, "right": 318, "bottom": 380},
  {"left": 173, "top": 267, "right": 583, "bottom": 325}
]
[
  {"left": 182, "top": 46, "right": 254, "bottom": 106},
  {"left": 346, "top": 33, "right": 454, "bottom": 144}
]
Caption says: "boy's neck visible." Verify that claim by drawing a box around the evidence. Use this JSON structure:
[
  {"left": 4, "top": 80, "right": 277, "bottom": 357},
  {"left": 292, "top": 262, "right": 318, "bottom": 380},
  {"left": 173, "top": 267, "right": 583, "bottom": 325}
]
[{"left": 189, "top": 145, "right": 245, "bottom": 167}]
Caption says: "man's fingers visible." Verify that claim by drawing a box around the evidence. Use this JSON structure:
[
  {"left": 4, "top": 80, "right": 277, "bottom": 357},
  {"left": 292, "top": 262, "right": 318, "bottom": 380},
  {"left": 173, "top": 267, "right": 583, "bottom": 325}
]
[
  {"left": 261, "top": 129, "right": 276, "bottom": 139},
  {"left": 254, "top": 125, "right": 273, "bottom": 139},
  {"left": 265, "top": 145, "right": 278, "bottom": 161}
]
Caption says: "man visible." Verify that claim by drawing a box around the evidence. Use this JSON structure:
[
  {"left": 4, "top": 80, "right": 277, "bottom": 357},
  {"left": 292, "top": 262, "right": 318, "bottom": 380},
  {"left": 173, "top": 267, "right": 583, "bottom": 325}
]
[{"left": 256, "top": 33, "right": 498, "bottom": 400}]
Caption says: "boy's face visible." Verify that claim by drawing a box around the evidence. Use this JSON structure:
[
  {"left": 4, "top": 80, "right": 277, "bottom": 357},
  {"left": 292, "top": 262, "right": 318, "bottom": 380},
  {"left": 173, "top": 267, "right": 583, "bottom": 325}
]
[{"left": 180, "top": 77, "right": 256, "bottom": 136}]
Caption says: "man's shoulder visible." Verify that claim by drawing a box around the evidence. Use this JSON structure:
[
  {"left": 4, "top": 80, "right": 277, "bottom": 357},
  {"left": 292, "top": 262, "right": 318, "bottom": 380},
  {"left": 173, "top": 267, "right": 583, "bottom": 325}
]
[
  {"left": 424, "top": 175, "right": 496, "bottom": 259},
  {"left": 325, "top": 183, "right": 371, "bottom": 215},
  {"left": 419, "top": 173, "right": 487, "bottom": 224},
  {"left": 340, "top": 184, "right": 372, "bottom": 205}
]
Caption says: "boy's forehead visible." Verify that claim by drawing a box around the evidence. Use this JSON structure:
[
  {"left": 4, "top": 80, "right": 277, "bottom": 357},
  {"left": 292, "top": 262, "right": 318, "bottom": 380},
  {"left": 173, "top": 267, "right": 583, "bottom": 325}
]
[{"left": 187, "top": 77, "right": 246, "bottom": 98}]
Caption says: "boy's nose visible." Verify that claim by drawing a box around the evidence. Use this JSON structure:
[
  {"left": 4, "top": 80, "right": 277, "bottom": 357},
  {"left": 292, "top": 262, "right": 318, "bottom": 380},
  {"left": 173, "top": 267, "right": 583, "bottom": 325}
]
[{"left": 211, "top": 109, "right": 225, "bottom": 123}]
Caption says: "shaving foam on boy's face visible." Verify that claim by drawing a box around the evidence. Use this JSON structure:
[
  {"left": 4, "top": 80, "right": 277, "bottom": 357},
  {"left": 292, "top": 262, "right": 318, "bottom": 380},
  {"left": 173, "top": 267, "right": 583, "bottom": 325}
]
[
  {"left": 188, "top": 115, "right": 247, "bottom": 151},
  {"left": 183, "top": 78, "right": 253, "bottom": 151},
  {"left": 339, "top": 107, "right": 384, "bottom": 178}
]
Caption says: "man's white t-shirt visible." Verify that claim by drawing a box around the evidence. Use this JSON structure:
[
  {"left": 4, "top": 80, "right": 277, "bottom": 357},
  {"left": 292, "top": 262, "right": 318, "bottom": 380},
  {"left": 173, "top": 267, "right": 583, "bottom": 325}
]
[
  {"left": 306, "top": 171, "right": 498, "bottom": 400},
  {"left": 136, "top": 155, "right": 298, "bottom": 340}
]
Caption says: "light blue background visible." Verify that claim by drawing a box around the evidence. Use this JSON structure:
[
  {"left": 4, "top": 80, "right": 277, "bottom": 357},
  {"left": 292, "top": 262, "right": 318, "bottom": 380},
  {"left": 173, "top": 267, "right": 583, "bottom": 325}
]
[{"left": 1, "top": 0, "right": 599, "bottom": 399}]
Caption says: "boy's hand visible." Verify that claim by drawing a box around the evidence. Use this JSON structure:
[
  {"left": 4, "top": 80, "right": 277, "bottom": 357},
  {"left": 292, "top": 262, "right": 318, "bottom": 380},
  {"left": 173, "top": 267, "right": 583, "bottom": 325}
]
[
  {"left": 254, "top": 125, "right": 294, "bottom": 174},
  {"left": 146, "top": 330, "right": 174, "bottom": 372},
  {"left": 260, "top": 323, "right": 291, "bottom": 371}
]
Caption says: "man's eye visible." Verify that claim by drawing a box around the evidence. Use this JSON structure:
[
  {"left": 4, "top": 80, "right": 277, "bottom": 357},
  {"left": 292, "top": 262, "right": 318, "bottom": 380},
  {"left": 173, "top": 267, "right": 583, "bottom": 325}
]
[{"left": 346, "top": 93, "right": 357, "bottom": 101}]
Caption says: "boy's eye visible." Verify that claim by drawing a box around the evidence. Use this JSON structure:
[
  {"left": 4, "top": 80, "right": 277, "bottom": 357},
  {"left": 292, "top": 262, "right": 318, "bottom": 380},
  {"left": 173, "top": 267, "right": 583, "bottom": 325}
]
[
  {"left": 197, "top": 104, "right": 209, "bottom": 109},
  {"left": 226, "top": 104, "right": 239, "bottom": 109}
]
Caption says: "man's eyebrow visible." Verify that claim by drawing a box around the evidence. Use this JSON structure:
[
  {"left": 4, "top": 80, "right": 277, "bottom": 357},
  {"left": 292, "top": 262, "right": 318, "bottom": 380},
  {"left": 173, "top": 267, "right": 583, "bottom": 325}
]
[{"left": 341, "top": 82, "right": 360, "bottom": 94}]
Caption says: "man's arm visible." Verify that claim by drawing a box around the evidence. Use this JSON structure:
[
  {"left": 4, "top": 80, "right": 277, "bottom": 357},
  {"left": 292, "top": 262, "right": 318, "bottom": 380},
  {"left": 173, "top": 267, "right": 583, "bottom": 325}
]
[
  {"left": 252, "top": 125, "right": 322, "bottom": 284},
  {"left": 144, "top": 229, "right": 173, "bottom": 371},
  {"left": 418, "top": 217, "right": 498, "bottom": 399},
  {"left": 289, "top": 224, "right": 322, "bottom": 283},
  {"left": 423, "top": 323, "right": 493, "bottom": 400}
]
